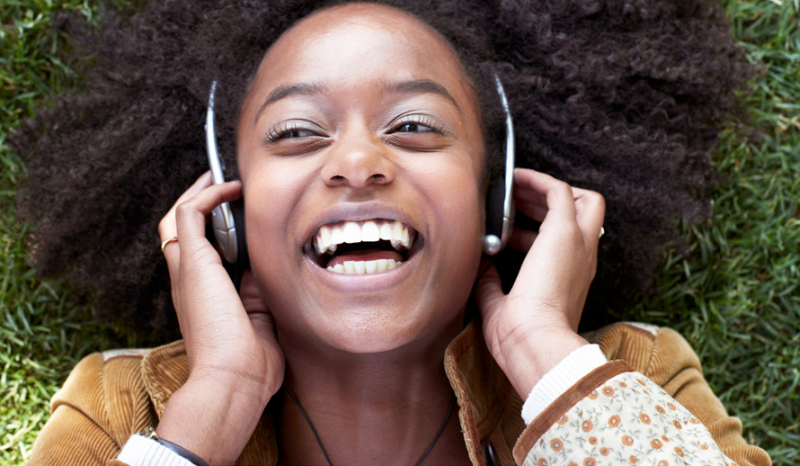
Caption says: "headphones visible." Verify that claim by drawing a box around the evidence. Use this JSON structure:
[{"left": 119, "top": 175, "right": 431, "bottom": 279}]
[
  {"left": 204, "top": 75, "right": 515, "bottom": 286},
  {"left": 483, "top": 75, "right": 516, "bottom": 256},
  {"left": 205, "top": 81, "right": 249, "bottom": 288}
]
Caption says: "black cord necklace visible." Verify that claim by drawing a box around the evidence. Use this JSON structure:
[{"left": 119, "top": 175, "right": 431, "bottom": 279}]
[{"left": 285, "top": 387, "right": 457, "bottom": 466}]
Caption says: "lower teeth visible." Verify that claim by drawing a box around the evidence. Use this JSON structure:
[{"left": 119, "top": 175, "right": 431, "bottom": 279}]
[{"left": 327, "top": 259, "right": 400, "bottom": 274}]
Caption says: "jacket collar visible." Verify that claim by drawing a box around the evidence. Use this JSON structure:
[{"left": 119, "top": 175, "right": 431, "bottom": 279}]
[{"left": 141, "top": 320, "right": 523, "bottom": 465}]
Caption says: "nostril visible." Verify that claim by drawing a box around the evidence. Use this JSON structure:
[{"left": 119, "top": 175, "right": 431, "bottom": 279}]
[{"left": 370, "top": 174, "right": 386, "bottom": 183}]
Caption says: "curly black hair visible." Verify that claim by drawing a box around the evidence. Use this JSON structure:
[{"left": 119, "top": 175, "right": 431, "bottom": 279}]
[{"left": 12, "top": 0, "right": 753, "bottom": 340}]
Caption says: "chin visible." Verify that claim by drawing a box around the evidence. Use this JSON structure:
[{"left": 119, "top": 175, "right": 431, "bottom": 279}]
[
  {"left": 330, "top": 306, "right": 455, "bottom": 354},
  {"left": 268, "top": 285, "right": 469, "bottom": 357}
]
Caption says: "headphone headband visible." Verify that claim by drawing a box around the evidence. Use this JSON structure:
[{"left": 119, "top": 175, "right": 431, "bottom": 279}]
[{"left": 482, "top": 75, "right": 516, "bottom": 256}]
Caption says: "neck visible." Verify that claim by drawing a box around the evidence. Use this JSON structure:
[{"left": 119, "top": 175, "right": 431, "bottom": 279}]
[{"left": 275, "top": 314, "right": 471, "bottom": 465}]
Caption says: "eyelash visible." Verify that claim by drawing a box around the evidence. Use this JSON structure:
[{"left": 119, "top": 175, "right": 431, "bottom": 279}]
[
  {"left": 389, "top": 115, "right": 446, "bottom": 135},
  {"left": 266, "top": 121, "right": 318, "bottom": 143}
]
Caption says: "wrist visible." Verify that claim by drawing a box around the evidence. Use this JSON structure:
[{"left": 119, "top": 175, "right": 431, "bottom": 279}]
[
  {"left": 156, "top": 373, "right": 273, "bottom": 464},
  {"left": 520, "top": 343, "right": 608, "bottom": 424},
  {"left": 495, "top": 328, "right": 588, "bottom": 398}
]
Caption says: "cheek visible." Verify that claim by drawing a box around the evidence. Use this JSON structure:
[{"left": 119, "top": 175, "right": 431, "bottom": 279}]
[
  {"left": 240, "top": 162, "right": 310, "bottom": 298},
  {"left": 243, "top": 171, "right": 297, "bottom": 243},
  {"left": 418, "top": 157, "right": 484, "bottom": 266}
]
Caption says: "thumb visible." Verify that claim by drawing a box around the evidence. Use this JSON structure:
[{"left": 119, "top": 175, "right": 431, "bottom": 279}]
[
  {"left": 249, "top": 312, "right": 278, "bottom": 345},
  {"left": 474, "top": 264, "right": 505, "bottom": 317}
]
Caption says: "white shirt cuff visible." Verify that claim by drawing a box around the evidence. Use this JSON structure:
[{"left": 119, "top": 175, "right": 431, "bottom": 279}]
[
  {"left": 117, "top": 434, "right": 196, "bottom": 466},
  {"left": 520, "top": 343, "right": 608, "bottom": 425}
]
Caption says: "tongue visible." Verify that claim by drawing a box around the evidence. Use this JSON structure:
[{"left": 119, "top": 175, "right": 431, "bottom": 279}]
[{"left": 326, "top": 249, "right": 403, "bottom": 268}]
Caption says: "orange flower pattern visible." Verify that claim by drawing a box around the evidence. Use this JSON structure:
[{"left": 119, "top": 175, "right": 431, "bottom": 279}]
[
  {"left": 651, "top": 439, "right": 663, "bottom": 449},
  {"left": 522, "top": 371, "right": 735, "bottom": 466}
]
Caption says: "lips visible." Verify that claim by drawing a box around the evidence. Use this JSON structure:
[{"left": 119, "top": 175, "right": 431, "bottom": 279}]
[{"left": 306, "top": 219, "right": 421, "bottom": 274}]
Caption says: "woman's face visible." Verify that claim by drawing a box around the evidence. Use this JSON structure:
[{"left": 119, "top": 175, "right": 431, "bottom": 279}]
[{"left": 237, "top": 3, "right": 486, "bottom": 354}]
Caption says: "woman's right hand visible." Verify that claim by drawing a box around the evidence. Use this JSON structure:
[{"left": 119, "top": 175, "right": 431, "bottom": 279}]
[{"left": 155, "top": 172, "right": 284, "bottom": 464}]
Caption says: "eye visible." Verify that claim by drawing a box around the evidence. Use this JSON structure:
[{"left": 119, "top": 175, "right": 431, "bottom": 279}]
[
  {"left": 266, "top": 121, "right": 321, "bottom": 143},
  {"left": 279, "top": 129, "right": 316, "bottom": 139},
  {"left": 395, "top": 123, "right": 433, "bottom": 133},
  {"left": 389, "top": 115, "right": 445, "bottom": 135}
]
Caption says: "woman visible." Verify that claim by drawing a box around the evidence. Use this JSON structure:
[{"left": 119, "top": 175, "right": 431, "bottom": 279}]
[{"left": 17, "top": 0, "right": 767, "bottom": 465}]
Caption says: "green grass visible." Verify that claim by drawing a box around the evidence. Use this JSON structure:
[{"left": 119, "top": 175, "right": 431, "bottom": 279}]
[
  {"left": 1, "top": 0, "right": 798, "bottom": 464},
  {"left": 0, "top": 2, "right": 153, "bottom": 464},
  {"left": 623, "top": 0, "right": 800, "bottom": 461}
]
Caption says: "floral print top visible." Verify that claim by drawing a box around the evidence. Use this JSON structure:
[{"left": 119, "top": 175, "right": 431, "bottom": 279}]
[{"left": 523, "top": 369, "right": 737, "bottom": 466}]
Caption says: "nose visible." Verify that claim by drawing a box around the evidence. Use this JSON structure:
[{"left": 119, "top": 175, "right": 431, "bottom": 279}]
[{"left": 321, "top": 127, "right": 395, "bottom": 189}]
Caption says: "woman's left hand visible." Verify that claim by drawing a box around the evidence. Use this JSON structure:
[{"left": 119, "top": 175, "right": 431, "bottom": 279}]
[{"left": 475, "top": 168, "right": 605, "bottom": 398}]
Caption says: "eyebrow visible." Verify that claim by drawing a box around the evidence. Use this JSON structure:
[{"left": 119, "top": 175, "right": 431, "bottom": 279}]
[
  {"left": 254, "top": 82, "right": 326, "bottom": 125},
  {"left": 387, "top": 79, "right": 460, "bottom": 110},
  {"left": 253, "top": 78, "right": 460, "bottom": 125}
]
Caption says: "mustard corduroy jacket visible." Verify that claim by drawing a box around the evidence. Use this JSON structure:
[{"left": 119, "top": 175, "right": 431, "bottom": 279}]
[{"left": 26, "top": 322, "right": 770, "bottom": 465}]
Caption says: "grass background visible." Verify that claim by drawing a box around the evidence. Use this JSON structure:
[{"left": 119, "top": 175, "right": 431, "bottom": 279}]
[{"left": 1, "top": 0, "right": 798, "bottom": 464}]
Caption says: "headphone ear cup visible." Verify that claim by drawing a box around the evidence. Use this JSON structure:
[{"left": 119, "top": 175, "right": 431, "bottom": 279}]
[
  {"left": 484, "top": 174, "right": 505, "bottom": 254},
  {"left": 229, "top": 198, "right": 249, "bottom": 291},
  {"left": 231, "top": 198, "right": 249, "bottom": 269}
]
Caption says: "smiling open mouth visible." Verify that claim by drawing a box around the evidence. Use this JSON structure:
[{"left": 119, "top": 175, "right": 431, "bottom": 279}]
[{"left": 307, "top": 219, "right": 421, "bottom": 274}]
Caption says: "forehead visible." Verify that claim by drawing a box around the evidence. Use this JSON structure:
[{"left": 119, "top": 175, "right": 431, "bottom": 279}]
[{"left": 246, "top": 3, "right": 473, "bottom": 106}]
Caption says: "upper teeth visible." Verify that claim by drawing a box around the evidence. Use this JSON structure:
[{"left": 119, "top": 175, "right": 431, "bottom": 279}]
[{"left": 314, "top": 220, "right": 413, "bottom": 255}]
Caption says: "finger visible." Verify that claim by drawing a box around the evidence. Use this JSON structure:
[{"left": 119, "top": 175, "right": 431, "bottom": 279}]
[
  {"left": 240, "top": 270, "right": 269, "bottom": 314},
  {"left": 573, "top": 189, "right": 606, "bottom": 244},
  {"left": 474, "top": 265, "right": 505, "bottom": 317},
  {"left": 514, "top": 168, "right": 577, "bottom": 224},
  {"left": 509, "top": 227, "right": 539, "bottom": 252},
  {"left": 514, "top": 201, "right": 548, "bottom": 223},
  {"left": 517, "top": 173, "right": 605, "bottom": 242},
  {"left": 513, "top": 185, "right": 547, "bottom": 211},
  {"left": 249, "top": 312, "right": 278, "bottom": 346},
  {"left": 159, "top": 171, "right": 213, "bottom": 241},
  {"left": 159, "top": 172, "right": 215, "bottom": 281},
  {"left": 174, "top": 181, "right": 243, "bottom": 255},
  {"left": 175, "top": 171, "right": 215, "bottom": 211}
]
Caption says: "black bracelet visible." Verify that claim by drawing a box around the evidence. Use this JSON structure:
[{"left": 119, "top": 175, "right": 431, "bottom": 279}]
[
  {"left": 141, "top": 427, "right": 210, "bottom": 466},
  {"left": 155, "top": 438, "right": 210, "bottom": 466}
]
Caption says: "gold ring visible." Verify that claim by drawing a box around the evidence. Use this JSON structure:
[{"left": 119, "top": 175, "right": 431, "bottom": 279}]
[
  {"left": 160, "top": 236, "right": 179, "bottom": 253},
  {"left": 598, "top": 227, "right": 605, "bottom": 239}
]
